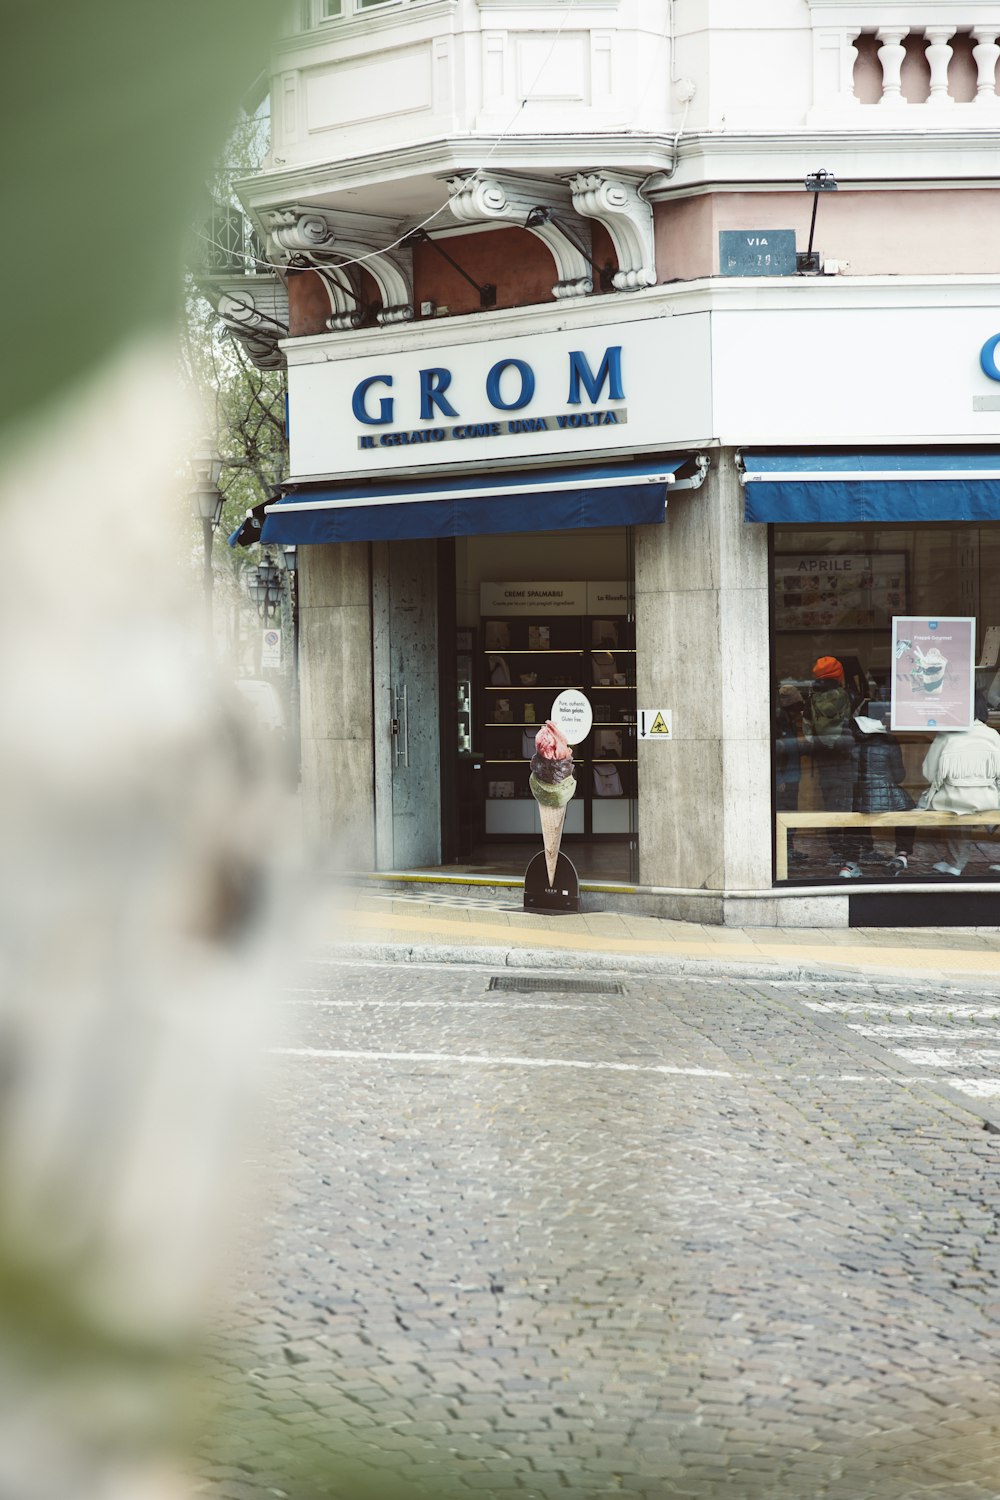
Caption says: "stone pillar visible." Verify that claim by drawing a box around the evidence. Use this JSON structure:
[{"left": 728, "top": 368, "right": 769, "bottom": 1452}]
[
  {"left": 297, "top": 542, "right": 376, "bottom": 869},
  {"left": 634, "top": 451, "right": 771, "bottom": 897},
  {"left": 924, "top": 28, "right": 954, "bottom": 102},
  {"left": 877, "top": 27, "right": 908, "bottom": 104},
  {"left": 972, "top": 29, "right": 1000, "bottom": 104}
]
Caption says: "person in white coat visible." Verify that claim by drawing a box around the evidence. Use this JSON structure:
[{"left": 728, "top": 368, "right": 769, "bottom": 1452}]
[{"left": 921, "top": 691, "right": 1000, "bottom": 875}]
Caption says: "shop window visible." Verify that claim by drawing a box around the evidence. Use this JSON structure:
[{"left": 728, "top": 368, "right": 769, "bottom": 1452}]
[{"left": 772, "top": 524, "right": 1000, "bottom": 885}]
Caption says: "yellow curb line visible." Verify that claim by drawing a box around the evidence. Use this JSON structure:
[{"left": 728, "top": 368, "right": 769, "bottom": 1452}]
[
  {"left": 340, "top": 909, "right": 1000, "bottom": 975},
  {"left": 359, "top": 873, "right": 638, "bottom": 894}
]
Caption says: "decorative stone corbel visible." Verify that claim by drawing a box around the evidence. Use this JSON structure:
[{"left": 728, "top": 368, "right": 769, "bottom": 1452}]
[
  {"left": 329, "top": 241, "right": 415, "bottom": 326},
  {"left": 210, "top": 282, "right": 289, "bottom": 369},
  {"left": 569, "top": 171, "right": 656, "bottom": 292},
  {"left": 313, "top": 268, "right": 363, "bottom": 332},
  {"left": 263, "top": 206, "right": 339, "bottom": 264},
  {"left": 445, "top": 172, "right": 593, "bottom": 300},
  {"left": 261, "top": 205, "right": 414, "bottom": 325}
]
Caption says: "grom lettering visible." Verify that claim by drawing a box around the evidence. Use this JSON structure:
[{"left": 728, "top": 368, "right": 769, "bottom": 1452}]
[{"left": 349, "top": 346, "right": 624, "bottom": 427}]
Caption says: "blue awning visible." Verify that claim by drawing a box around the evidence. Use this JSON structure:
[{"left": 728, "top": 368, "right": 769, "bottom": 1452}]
[
  {"left": 257, "top": 459, "right": 687, "bottom": 545},
  {"left": 741, "top": 451, "right": 1000, "bottom": 524}
]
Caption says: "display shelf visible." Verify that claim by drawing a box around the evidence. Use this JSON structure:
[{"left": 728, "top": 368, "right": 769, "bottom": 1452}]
[
  {"left": 486, "top": 800, "right": 585, "bottom": 835},
  {"left": 481, "top": 592, "right": 635, "bottom": 840}
]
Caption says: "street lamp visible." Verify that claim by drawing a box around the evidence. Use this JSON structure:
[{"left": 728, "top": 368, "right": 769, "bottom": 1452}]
[
  {"left": 797, "top": 168, "right": 838, "bottom": 274},
  {"left": 277, "top": 546, "right": 300, "bottom": 780},
  {"left": 189, "top": 441, "right": 224, "bottom": 632},
  {"left": 247, "top": 555, "right": 283, "bottom": 619}
]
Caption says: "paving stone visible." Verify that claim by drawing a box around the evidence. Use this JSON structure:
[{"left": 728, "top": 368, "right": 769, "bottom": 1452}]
[{"left": 200, "top": 959, "right": 1000, "bottom": 1500}]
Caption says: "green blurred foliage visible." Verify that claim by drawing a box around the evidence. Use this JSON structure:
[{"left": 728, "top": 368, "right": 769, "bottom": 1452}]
[
  {"left": 0, "top": 0, "right": 280, "bottom": 438},
  {"left": 183, "top": 105, "right": 287, "bottom": 535},
  {"left": 182, "top": 103, "right": 288, "bottom": 631}
]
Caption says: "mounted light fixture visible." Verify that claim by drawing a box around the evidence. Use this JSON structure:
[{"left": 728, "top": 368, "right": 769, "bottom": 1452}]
[
  {"left": 189, "top": 440, "right": 224, "bottom": 636},
  {"left": 403, "top": 228, "right": 496, "bottom": 309},
  {"left": 190, "top": 476, "right": 224, "bottom": 529},
  {"left": 191, "top": 440, "right": 224, "bottom": 489},
  {"left": 797, "top": 168, "right": 838, "bottom": 274},
  {"left": 525, "top": 207, "right": 615, "bottom": 292},
  {"left": 247, "top": 556, "right": 283, "bottom": 620}
]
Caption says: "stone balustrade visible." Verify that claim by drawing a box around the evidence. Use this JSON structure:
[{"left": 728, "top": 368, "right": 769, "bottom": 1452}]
[{"left": 810, "top": 23, "right": 1000, "bottom": 121}]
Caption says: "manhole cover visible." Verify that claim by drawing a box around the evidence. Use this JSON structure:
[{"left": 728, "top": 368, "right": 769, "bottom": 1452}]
[{"left": 488, "top": 976, "right": 625, "bottom": 995}]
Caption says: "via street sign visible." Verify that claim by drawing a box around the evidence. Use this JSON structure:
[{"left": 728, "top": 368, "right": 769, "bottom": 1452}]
[
  {"left": 719, "top": 229, "right": 796, "bottom": 277},
  {"left": 637, "top": 708, "right": 672, "bottom": 740}
]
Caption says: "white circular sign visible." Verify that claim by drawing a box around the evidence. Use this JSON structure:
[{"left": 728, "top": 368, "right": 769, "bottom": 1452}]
[{"left": 549, "top": 689, "right": 593, "bottom": 746}]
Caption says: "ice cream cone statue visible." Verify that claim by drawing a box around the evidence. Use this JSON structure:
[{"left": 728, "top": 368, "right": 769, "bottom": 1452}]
[{"left": 529, "top": 720, "right": 577, "bottom": 885}]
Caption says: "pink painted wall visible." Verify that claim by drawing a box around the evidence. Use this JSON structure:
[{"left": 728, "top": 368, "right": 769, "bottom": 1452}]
[
  {"left": 654, "top": 196, "right": 714, "bottom": 283},
  {"left": 655, "top": 190, "right": 1000, "bottom": 281}
]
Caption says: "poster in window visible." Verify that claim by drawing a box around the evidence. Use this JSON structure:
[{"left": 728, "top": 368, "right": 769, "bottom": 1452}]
[
  {"left": 890, "top": 616, "right": 976, "bottom": 731},
  {"left": 774, "top": 553, "right": 907, "bottom": 631}
]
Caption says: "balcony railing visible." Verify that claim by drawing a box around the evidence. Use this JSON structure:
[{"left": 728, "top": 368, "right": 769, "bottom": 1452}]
[
  {"left": 811, "top": 24, "right": 1000, "bottom": 119},
  {"left": 202, "top": 207, "right": 266, "bottom": 277}
]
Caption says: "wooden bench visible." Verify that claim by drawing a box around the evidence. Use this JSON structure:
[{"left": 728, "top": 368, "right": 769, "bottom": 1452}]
[{"left": 775, "top": 810, "right": 1000, "bottom": 880}]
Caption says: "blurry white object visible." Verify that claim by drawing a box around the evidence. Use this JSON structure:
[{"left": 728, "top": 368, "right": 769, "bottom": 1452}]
[
  {"left": 236, "top": 677, "right": 285, "bottom": 732},
  {"left": 0, "top": 340, "right": 294, "bottom": 1499}
]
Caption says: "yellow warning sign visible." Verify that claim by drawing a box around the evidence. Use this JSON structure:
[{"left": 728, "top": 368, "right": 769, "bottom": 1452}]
[{"left": 638, "top": 708, "right": 673, "bottom": 741}]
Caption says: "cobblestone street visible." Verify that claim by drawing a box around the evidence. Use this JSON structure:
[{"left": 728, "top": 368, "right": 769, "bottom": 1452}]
[{"left": 201, "top": 957, "right": 1000, "bottom": 1500}]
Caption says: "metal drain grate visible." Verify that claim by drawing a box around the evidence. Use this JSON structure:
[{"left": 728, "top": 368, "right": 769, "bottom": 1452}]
[{"left": 488, "top": 976, "right": 625, "bottom": 995}]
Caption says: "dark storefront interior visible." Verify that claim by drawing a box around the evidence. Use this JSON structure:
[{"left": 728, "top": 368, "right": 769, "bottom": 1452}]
[{"left": 439, "top": 528, "right": 639, "bottom": 884}]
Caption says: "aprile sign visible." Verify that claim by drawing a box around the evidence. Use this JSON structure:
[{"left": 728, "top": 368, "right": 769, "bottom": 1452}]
[{"left": 283, "top": 312, "right": 712, "bottom": 479}]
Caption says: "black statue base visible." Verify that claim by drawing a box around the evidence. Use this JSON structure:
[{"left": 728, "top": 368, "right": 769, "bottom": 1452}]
[{"left": 523, "top": 850, "right": 580, "bottom": 914}]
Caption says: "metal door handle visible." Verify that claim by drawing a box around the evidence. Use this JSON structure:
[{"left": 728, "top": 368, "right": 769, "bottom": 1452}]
[{"left": 392, "top": 684, "right": 409, "bottom": 768}]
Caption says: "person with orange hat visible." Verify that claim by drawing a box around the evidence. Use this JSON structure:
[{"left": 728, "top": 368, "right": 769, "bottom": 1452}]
[
  {"left": 811, "top": 656, "right": 843, "bottom": 685},
  {"left": 802, "top": 654, "right": 871, "bottom": 875}
]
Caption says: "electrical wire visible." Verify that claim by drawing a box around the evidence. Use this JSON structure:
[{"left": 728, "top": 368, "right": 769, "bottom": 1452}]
[{"left": 197, "top": 0, "right": 587, "bottom": 278}]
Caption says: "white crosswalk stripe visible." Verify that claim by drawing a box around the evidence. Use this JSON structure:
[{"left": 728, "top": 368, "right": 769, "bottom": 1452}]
[
  {"left": 852, "top": 1024, "right": 1000, "bottom": 1038},
  {"left": 805, "top": 989, "right": 1000, "bottom": 1107},
  {"left": 895, "top": 1047, "right": 1000, "bottom": 1067},
  {"left": 805, "top": 1002, "right": 1000, "bottom": 1018}
]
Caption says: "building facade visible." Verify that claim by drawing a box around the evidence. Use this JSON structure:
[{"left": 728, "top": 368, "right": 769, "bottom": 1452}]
[{"left": 223, "top": 0, "right": 1000, "bottom": 925}]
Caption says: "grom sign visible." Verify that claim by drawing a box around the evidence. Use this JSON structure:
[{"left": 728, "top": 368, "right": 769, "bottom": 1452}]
[{"left": 283, "top": 310, "right": 713, "bottom": 480}]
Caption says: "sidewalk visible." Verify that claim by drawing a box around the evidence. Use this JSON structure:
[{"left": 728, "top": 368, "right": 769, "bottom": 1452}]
[{"left": 313, "top": 880, "right": 1000, "bottom": 986}]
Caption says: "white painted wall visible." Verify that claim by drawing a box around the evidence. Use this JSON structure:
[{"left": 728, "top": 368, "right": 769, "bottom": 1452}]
[
  {"left": 282, "top": 281, "right": 1000, "bottom": 483},
  {"left": 674, "top": 0, "right": 813, "bottom": 131},
  {"left": 270, "top": 0, "right": 675, "bottom": 166},
  {"left": 268, "top": 0, "right": 1000, "bottom": 172},
  {"left": 710, "top": 297, "right": 1000, "bottom": 447}
]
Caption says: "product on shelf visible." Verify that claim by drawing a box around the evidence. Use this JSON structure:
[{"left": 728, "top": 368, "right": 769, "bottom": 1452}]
[
  {"left": 480, "top": 591, "right": 635, "bottom": 840},
  {"left": 529, "top": 720, "right": 577, "bottom": 884}
]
